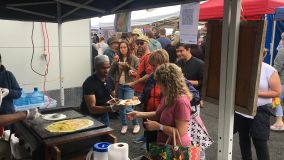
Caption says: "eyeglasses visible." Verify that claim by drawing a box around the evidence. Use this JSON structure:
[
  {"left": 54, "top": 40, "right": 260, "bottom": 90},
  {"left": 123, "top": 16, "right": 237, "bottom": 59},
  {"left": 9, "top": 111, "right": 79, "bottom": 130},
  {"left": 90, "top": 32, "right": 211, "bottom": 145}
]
[{"left": 136, "top": 41, "right": 144, "bottom": 46}]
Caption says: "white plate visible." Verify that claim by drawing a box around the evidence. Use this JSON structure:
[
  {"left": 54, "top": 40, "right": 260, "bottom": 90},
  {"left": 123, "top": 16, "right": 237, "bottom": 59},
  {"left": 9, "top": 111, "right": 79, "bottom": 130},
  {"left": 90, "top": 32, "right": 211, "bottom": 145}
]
[
  {"left": 42, "top": 113, "right": 67, "bottom": 121},
  {"left": 119, "top": 99, "right": 141, "bottom": 106}
]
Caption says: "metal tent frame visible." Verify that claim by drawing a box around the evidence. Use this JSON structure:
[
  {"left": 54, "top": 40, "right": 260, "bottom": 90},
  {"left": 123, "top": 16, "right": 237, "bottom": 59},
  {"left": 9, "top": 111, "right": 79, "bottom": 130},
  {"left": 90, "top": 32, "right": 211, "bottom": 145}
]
[{"left": 0, "top": 0, "right": 242, "bottom": 159}]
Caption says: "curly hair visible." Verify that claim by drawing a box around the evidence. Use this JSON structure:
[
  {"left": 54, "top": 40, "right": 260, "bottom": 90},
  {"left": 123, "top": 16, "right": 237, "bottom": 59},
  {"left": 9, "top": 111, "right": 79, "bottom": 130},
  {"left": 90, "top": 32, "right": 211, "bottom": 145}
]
[{"left": 154, "top": 63, "right": 192, "bottom": 105}]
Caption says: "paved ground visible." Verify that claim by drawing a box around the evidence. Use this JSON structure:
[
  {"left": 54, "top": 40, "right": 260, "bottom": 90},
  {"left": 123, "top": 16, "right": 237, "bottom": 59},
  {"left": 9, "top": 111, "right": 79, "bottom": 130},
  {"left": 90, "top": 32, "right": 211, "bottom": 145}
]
[
  {"left": 1, "top": 103, "right": 284, "bottom": 160},
  {"left": 109, "top": 102, "right": 284, "bottom": 160}
]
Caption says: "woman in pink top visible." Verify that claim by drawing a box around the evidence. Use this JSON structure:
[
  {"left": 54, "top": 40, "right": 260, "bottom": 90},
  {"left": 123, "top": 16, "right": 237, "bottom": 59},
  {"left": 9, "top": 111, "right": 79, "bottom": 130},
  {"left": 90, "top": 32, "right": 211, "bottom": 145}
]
[{"left": 128, "top": 63, "right": 192, "bottom": 146}]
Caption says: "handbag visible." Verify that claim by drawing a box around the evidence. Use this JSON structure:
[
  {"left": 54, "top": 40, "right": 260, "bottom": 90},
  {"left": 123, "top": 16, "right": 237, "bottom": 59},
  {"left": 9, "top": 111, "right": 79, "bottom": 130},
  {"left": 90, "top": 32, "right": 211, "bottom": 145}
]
[
  {"left": 149, "top": 128, "right": 200, "bottom": 160},
  {"left": 188, "top": 112, "right": 214, "bottom": 151}
]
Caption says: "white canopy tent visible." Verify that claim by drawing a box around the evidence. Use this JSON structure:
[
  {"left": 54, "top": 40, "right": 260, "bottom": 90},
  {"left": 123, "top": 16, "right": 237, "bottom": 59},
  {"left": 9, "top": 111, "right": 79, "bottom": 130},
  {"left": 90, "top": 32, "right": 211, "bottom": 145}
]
[{"left": 91, "top": 5, "right": 181, "bottom": 30}]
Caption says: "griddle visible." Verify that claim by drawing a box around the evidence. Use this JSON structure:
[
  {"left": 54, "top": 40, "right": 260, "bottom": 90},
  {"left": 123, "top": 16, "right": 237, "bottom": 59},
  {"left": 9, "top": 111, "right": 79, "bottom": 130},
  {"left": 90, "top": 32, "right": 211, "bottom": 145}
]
[{"left": 25, "top": 108, "right": 107, "bottom": 140}]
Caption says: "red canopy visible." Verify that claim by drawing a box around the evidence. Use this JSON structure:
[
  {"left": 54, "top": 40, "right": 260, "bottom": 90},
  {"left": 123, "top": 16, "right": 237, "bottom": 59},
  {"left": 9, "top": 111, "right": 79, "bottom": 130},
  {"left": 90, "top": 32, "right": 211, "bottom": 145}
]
[{"left": 199, "top": 0, "right": 284, "bottom": 21}]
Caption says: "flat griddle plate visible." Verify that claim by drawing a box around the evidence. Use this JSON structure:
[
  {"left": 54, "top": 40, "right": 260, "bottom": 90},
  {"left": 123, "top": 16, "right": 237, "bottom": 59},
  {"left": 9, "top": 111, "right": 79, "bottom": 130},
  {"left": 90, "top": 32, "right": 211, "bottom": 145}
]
[
  {"left": 26, "top": 109, "right": 106, "bottom": 139},
  {"left": 31, "top": 116, "right": 106, "bottom": 139}
]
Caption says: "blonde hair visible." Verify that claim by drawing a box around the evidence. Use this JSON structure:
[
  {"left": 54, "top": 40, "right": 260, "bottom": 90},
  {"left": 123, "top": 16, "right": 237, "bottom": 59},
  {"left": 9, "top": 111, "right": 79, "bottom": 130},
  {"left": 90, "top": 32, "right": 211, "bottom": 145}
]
[
  {"left": 171, "top": 34, "right": 180, "bottom": 46},
  {"left": 154, "top": 63, "right": 192, "bottom": 105},
  {"left": 148, "top": 49, "right": 169, "bottom": 65}
]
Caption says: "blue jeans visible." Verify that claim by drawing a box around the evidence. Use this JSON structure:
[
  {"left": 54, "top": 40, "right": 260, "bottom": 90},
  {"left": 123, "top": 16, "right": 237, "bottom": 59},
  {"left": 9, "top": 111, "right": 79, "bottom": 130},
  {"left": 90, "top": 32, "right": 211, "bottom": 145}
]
[
  {"left": 117, "top": 85, "right": 139, "bottom": 126},
  {"left": 95, "top": 113, "right": 109, "bottom": 126},
  {"left": 275, "top": 85, "right": 284, "bottom": 117}
]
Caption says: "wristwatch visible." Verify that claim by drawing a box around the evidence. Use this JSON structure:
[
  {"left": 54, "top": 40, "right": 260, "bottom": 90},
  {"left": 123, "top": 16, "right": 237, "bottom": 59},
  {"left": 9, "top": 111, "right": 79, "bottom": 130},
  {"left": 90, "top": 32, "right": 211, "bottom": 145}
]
[{"left": 159, "top": 124, "right": 164, "bottom": 131}]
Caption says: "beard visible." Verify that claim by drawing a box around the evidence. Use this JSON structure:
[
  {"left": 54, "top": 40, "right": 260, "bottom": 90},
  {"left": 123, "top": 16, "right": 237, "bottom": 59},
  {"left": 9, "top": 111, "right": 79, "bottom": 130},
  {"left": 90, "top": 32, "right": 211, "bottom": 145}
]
[{"left": 136, "top": 46, "right": 146, "bottom": 58}]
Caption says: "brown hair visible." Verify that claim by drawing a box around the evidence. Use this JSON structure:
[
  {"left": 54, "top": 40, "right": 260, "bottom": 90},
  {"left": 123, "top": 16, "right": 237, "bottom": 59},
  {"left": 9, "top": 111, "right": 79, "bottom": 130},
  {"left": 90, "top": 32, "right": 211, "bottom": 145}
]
[
  {"left": 99, "top": 37, "right": 105, "bottom": 42},
  {"left": 159, "top": 28, "right": 166, "bottom": 35},
  {"left": 146, "top": 31, "right": 155, "bottom": 39},
  {"left": 148, "top": 49, "right": 169, "bottom": 65},
  {"left": 118, "top": 40, "right": 132, "bottom": 62},
  {"left": 154, "top": 63, "right": 192, "bottom": 105}
]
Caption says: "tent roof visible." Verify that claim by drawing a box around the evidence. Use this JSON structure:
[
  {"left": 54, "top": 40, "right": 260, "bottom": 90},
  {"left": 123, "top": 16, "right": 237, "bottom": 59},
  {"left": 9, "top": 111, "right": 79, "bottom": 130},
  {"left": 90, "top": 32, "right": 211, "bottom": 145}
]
[
  {"left": 91, "top": 5, "right": 180, "bottom": 29},
  {"left": 0, "top": 0, "right": 200, "bottom": 23},
  {"left": 275, "top": 6, "right": 284, "bottom": 20},
  {"left": 199, "top": 0, "right": 284, "bottom": 20}
]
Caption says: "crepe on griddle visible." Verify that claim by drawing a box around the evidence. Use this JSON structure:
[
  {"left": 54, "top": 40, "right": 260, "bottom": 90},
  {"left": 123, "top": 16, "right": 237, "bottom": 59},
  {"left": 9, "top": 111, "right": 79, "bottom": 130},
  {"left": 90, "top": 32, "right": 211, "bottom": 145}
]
[{"left": 46, "top": 118, "right": 94, "bottom": 133}]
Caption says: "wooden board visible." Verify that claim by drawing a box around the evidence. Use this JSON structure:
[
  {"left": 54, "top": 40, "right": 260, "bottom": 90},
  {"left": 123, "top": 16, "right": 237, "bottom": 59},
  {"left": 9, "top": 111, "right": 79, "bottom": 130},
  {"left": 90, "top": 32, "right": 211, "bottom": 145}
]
[{"left": 202, "top": 20, "right": 266, "bottom": 116}]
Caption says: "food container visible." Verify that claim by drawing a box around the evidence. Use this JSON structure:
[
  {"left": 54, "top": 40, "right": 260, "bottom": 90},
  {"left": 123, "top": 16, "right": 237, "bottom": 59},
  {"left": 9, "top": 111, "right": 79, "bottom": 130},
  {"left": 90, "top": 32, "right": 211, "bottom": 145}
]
[{"left": 92, "top": 142, "right": 111, "bottom": 160}]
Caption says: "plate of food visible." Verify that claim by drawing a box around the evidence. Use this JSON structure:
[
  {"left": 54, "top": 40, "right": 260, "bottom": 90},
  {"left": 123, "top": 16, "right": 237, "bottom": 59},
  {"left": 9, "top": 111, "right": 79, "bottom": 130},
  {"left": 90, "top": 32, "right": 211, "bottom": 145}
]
[
  {"left": 119, "top": 96, "right": 141, "bottom": 106},
  {"left": 107, "top": 98, "right": 121, "bottom": 105}
]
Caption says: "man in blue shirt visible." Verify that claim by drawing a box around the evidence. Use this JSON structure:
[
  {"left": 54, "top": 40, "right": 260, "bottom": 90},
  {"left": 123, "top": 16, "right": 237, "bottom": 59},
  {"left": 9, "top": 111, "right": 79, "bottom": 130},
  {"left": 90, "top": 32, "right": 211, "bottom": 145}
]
[{"left": 157, "top": 28, "right": 171, "bottom": 49}]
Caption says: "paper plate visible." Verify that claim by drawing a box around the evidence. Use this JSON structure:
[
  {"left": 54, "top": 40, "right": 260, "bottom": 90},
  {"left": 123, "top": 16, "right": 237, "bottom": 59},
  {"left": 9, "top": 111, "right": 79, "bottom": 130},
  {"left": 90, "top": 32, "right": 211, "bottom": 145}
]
[
  {"left": 42, "top": 113, "right": 67, "bottom": 121},
  {"left": 119, "top": 99, "right": 141, "bottom": 106}
]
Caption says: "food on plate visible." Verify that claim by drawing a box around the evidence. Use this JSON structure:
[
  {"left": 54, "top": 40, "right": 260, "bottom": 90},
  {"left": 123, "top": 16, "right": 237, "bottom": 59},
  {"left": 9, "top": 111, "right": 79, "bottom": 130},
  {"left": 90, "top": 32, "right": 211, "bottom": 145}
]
[
  {"left": 107, "top": 98, "right": 120, "bottom": 105},
  {"left": 119, "top": 97, "right": 141, "bottom": 106},
  {"left": 46, "top": 118, "right": 94, "bottom": 133},
  {"left": 124, "top": 99, "right": 132, "bottom": 106}
]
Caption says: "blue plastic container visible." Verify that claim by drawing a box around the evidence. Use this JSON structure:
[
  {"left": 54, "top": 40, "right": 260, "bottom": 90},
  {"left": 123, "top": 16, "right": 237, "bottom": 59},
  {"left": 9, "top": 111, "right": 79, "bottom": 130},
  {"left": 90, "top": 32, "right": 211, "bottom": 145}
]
[
  {"left": 92, "top": 142, "right": 111, "bottom": 160},
  {"left": 14, "top": 88, "right": 29, "bottom": 106},
  {"left": 28, "top": 87, "right": 44, "bottom": 104}
]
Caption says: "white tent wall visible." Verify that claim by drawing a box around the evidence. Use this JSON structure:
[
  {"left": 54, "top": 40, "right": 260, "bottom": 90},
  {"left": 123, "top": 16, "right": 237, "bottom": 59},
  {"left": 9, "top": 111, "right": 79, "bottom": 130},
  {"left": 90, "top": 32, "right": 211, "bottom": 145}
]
[{"left": 0, "top": 19, "right": 91, "bottom": 93}]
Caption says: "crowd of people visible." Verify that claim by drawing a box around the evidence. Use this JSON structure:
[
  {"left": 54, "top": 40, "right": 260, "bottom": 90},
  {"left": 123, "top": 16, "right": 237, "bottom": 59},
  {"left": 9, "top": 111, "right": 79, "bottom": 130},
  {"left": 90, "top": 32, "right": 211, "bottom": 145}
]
[
  {"left": 86, "top": 28, "right": 284, "bottom": 160},
  {"left": 85, "top": 27, "right": 207, "bottom": 159},
  {"left": 1, "top": 26, "right": 283, "bottom": 160}
]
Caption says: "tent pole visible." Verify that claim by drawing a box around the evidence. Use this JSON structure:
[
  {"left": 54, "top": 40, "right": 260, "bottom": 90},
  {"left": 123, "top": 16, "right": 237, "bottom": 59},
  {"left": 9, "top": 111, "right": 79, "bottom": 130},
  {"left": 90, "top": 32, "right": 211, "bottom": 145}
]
[
  {"left": 57, "top": 1, "right": 64, "bottom": 106},
  {"left": 270, "top": 20, "right": 276, "bottom": 65},
  {"left": 218, "top": 0, "right": 241, "bottom": 159},
  {"left": 58, "top": 22, "right": 64, "bottom": 106}
]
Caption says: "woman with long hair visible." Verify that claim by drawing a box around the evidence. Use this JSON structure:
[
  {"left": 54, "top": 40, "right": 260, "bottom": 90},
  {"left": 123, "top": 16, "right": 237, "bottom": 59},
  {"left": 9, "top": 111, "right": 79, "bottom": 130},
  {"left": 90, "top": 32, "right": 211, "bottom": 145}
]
[
  {"left": 109, "top": 40, "right": 140, "bottom": 134},
  {"left": 128, "top": 63, "right": 192, "bottom": 146}
]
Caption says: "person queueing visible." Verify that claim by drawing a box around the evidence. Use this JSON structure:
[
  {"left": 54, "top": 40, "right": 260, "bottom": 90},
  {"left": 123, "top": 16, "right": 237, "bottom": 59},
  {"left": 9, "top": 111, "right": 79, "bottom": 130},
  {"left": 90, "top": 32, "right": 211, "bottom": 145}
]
[
  {"left": 80, "top": 55, "right": 120, "bottom": 126},
  {"left": 128, "top": 63, "right": 192, "bottom": 146},
  {"left": 109, "top": 40, "right": 140, "bottom": 134},
  {"left": 127, "top": 35, "right": 153, "bottom": 94},
  {"left": 271, "top": 47, "right": 284, "bottom": 131},
  {"left": 103, "top": 37, "right": 119, "bottom": 65},
  {"left": 176, "top": 43, "right": 204, "bottom": 111},
  {"left": 234, "top": 50, "right": 281, "bottom": 160},
  {"left": 137, "top": 49, "right": 170, "bottom": 150}
]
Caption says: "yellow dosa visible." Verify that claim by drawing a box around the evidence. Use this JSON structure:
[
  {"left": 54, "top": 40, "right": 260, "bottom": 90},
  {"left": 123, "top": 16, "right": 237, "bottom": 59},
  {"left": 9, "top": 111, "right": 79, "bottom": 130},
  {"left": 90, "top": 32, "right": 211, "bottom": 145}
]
[{"left": 46, "top": 118, "right": 94, "bottom": 133}]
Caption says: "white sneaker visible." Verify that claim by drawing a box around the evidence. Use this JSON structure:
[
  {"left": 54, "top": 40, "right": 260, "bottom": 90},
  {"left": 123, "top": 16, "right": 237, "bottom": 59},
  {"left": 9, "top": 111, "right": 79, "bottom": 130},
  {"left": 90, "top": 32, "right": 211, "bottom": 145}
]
[
  {"left": 121, "top": 126, "right": 128, "bottom": 134},
  {"left": 133, "top": 125, "right": 140, "bottom": 134}
]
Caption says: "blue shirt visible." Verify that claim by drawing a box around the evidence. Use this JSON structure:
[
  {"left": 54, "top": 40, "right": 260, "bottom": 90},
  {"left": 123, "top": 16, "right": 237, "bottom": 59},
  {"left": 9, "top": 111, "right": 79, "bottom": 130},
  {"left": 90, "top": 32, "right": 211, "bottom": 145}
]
[{"left": 157, "top": 37, "right": 171, "bottom": 49}]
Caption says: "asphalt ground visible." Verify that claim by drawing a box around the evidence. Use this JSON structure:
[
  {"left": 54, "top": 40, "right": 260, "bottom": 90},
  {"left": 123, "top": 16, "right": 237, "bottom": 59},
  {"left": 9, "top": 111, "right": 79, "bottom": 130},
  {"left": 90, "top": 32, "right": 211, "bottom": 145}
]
[{"left": 1, "top": 103, "right": 284, "bottom": 160}]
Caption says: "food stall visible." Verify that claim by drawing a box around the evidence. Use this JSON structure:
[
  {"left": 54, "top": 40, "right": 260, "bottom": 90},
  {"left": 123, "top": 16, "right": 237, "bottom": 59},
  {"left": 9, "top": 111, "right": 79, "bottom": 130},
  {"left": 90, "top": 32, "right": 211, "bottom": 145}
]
[{"left": 13, "top": 107, "right": 116, "bottom": 160}]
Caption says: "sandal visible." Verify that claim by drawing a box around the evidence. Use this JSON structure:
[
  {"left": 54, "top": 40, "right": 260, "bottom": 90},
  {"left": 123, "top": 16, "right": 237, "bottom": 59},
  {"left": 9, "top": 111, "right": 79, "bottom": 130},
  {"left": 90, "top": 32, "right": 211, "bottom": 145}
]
[{"left": 270, "top": 124, "right": 284, "bottom": 131}]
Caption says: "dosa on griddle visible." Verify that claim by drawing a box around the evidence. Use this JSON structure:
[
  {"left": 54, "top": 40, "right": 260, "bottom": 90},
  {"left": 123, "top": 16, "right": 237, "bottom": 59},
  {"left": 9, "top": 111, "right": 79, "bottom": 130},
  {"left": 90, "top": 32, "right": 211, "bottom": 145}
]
[{"left": 46, "top": 118, "right": 94, "bottom": 133}]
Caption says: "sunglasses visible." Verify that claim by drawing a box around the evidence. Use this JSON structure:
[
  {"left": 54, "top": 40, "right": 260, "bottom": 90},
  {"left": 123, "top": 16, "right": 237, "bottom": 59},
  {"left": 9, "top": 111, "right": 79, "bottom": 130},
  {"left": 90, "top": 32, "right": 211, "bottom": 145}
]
[{"left": 136, "top": 41, "right": 145, "bottom": 46}]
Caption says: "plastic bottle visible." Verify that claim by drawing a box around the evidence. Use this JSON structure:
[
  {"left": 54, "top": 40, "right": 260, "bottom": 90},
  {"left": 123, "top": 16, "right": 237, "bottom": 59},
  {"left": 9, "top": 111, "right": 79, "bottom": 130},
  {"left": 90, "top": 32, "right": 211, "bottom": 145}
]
[
  {"left": 28, "top": 87, "right": 44, "bottom": 104},
  {"left": 92, "top": 142, "right": 111, "bottom": 160},
  {"left": 14, "top": 88, "right": 29, "bottom": 106}
]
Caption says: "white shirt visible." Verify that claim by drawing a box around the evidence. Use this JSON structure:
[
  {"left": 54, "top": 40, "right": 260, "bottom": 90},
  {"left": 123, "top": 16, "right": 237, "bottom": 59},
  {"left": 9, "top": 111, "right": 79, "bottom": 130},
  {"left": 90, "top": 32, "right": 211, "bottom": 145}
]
[{"left": 236, "top": 62, "right": 276, "bottom": 119}]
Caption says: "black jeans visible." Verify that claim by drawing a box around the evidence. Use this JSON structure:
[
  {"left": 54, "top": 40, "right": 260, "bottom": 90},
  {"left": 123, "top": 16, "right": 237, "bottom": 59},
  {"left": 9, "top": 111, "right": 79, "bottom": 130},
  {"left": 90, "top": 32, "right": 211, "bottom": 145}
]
[{"left": 235, "top": 113, "right": 270, "bottom": 160}]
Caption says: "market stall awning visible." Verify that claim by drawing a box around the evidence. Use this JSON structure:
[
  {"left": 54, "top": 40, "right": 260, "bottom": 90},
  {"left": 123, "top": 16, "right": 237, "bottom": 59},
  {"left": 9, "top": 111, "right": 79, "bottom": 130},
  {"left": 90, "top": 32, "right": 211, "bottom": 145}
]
[
  {"left": 275, "top": 6, "right": 284, "bottom": 20},
  {"left": 199, "top": 0, "right": 284, "bottom": 20},
  {"left": 0, "top": 0, "right": 200, "bottom": 23}
]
